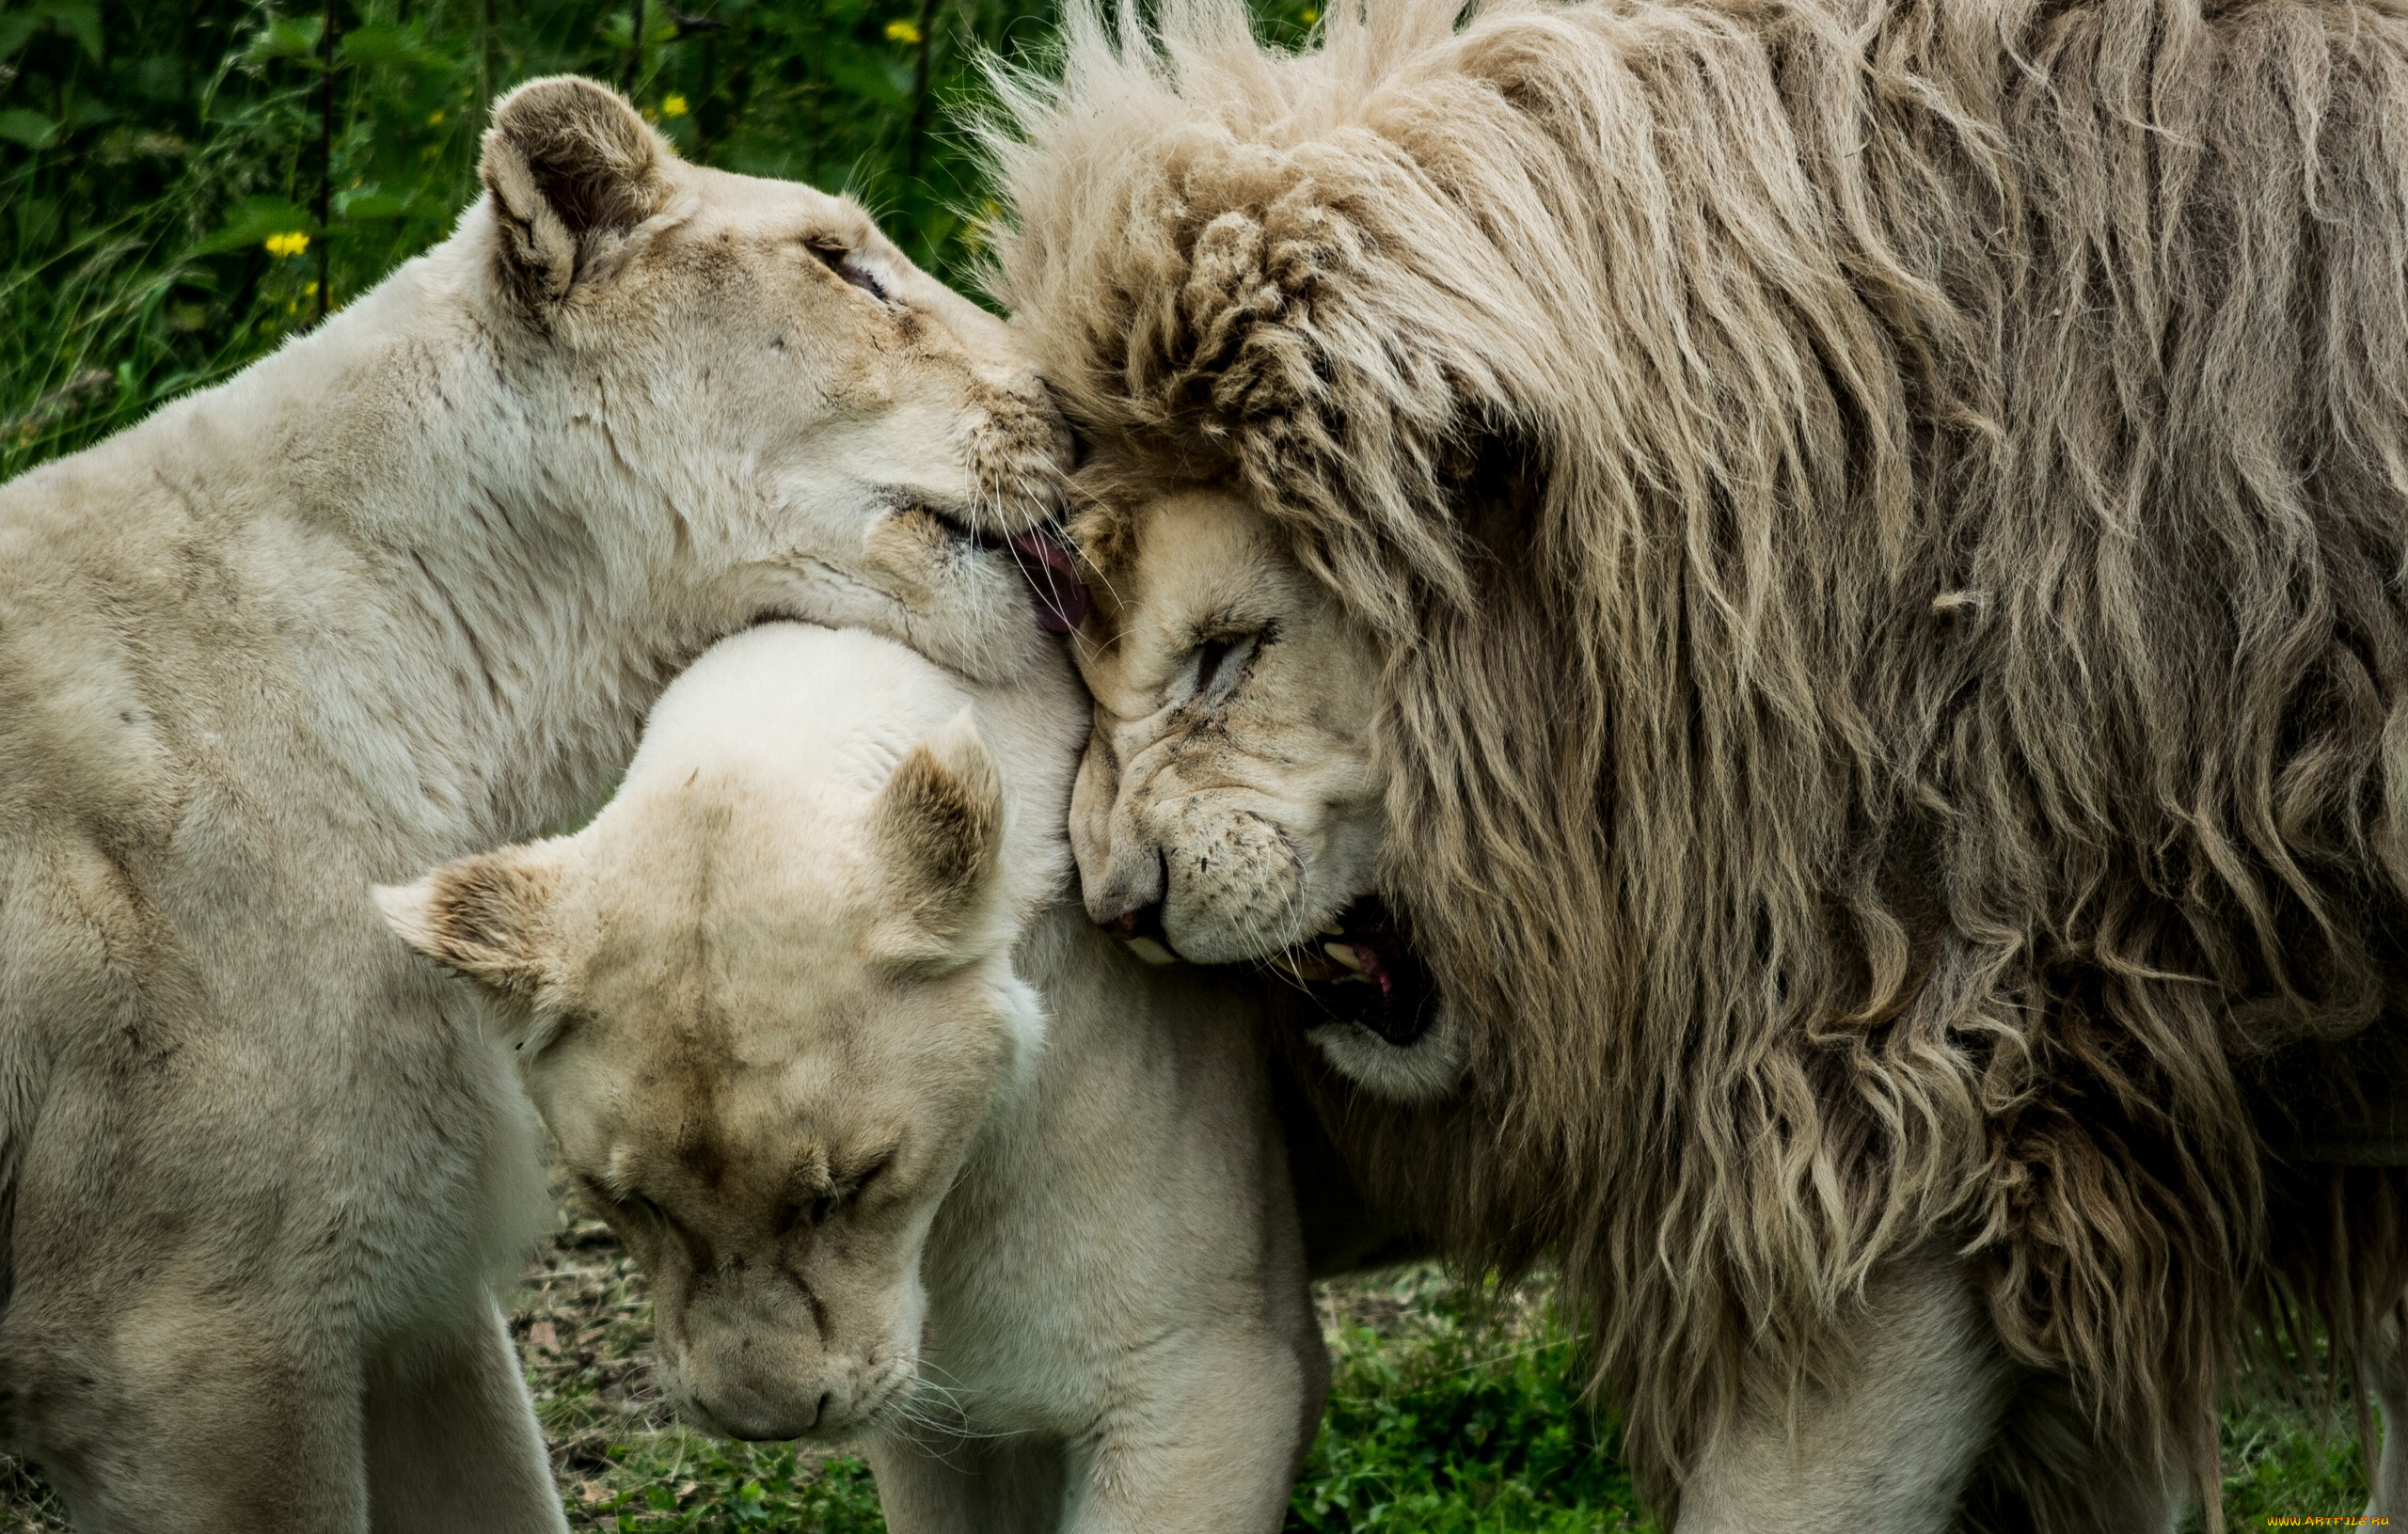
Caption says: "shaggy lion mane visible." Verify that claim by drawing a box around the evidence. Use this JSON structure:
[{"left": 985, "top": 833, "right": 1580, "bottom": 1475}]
[{"left": 986, "top": 0, "right": 2408, "bottom": 1512}]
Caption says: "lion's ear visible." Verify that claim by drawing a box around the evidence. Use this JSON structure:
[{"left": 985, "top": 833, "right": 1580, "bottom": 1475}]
[
  {"left": 479, "top": 75, "right": 671, "bottom": 305},
  {"left": 376, "top": 843, "right": 568, "bottom": 1001},
  {"left": 872, "top": 709, "right": 1006, "bottom": 948}
]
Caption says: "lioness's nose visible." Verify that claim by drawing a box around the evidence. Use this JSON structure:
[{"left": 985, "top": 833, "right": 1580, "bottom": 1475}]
[
  {"left": 1103, "top": 898, "right": 1167, "bottom": 943},
  {"left": 1092, "top": 850, "right": 1177, "bottom": 963}
]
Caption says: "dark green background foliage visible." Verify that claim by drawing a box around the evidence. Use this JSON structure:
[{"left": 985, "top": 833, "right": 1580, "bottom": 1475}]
[{"left": 0, "top": 0, "right": 1322, "bottom": 478}]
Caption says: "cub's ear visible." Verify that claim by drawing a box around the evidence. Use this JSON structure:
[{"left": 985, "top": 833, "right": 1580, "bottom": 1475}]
[
  {"left": 479, "top": 75, "right": 671, "bottom": 304},
  {"left": 375, "top": 843, "right": 567, "bottom": 1001},
  {"left": 873, "top": 708, "right": 1006, "bottom": 946}
]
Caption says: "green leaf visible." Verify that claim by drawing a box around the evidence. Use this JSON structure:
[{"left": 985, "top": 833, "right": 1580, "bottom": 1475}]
[
  {"left": 824, "top": 45, "right": 911, "bottom": 108},
  {"left": 26, "top": 0, "right": 102, "bottom": 60},
  {"left": 242, "top": 16, "right": 325, "bottom": 63},
  {"left": 60, "top": 96, "right": 115, "bottom": 130},
  {"left": 0, "top": 109, "right": 57, "bottom": 150},
  {"left": 337, "top": 24, "right": 449, "bottom": 69},
  {"left": 338, "top": 193, "right": 403, "bottom": 220},
  {"left": 0, "top": 2, "right": 99, "bottom": 60},
  {"left": 193, "top": 197, "right": 316, "bottom": 256},
  {"left": 53, "top": 0, "right": 99, "bottom": 60}
]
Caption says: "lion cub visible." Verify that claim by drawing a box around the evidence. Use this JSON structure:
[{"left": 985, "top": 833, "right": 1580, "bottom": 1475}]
[{"left": 381, "top": 621, "right": 1324, "bottom": 1533}]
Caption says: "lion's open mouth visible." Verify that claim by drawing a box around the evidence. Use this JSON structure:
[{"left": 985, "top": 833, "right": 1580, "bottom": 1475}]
[
  {"left": 925, "top": 507, "right": 1089, "bottom": 633},
  {"left": 1267, "top": 897, "right": 1438, "bottom": 1048}
]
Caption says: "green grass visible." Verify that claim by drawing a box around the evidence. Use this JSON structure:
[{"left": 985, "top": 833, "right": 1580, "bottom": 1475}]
[
  {"left": 1293, "top": 1271, "right": 1649, "bottom": 1533},
  {"left": 2215, "top": 1389, "right": 2370, "bottom": 1526},
  {"left": 0, "top": 1180, "right": 2382, "bottom": 1530},
  {"left": 511, "top": 1193, "right": 1656, "bottom": 1533}
]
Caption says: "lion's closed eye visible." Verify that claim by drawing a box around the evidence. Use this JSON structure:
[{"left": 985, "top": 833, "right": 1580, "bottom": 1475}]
[{"left": 1183, "top": 631, "right": 1259, "bottom": 708}]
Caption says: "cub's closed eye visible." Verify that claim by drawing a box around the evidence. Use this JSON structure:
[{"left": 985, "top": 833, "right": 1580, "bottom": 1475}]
[
  {"left": 789, "top": 1154, "right": 891, "bottom": 1231},
  {"left": 850, "top": 1152, "right": 892, "bottom": 1202},
  {"left": 580, "top": 1175, "right": 667, "bottom": 1228},
  {"left": 807, "top": 240, "right": 889, "bottom": 304}
]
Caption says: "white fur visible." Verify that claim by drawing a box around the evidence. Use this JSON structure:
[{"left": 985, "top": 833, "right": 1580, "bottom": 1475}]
[
  {"left": 880, "top": 899, "right": 1327, "bottom": 1534},
  {"left": 0, "top": 75, "right": 1066, "bottom": 1532},
  {"left": 385, "top": 622, "right": 1325, "bottom": 1532}
]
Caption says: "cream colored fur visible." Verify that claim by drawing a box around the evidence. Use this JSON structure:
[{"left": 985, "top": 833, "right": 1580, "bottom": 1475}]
[
  {"left": 1066, "top": 488, "right": 1464, "bottom": 1101},
  {"left": 2364, "top": 1314, "right": 2408, "bottom": 1532},
  {"left": 0, "top": 76, "right": 1067, "bottom": 1531},
  {"left": 986, "top": 0, "right": 2408, "bottom": 1524},
  {"left": 1066, "top": 481, "right": 2215, "bottom": 1534},
  {"left": 383, "top": 622, "right": 1325, "bottom": 1533}
]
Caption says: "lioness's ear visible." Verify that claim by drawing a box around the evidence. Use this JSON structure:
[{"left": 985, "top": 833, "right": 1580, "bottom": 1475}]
[
  {"left": 376, "top": 844, "right": 567, "bottom": 1000},
  {"left": 479, "top": 75, "right": 670, "bottom": 304},
  {"left": 873, "top": 709, "right": 1006, "bottom": 945}
]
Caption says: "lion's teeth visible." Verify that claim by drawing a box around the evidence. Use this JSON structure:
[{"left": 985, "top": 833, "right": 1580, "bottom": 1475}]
[
  {"left": 1125, "top": 936, "right": 1179, "bottom": 967},
  {"left": 1323, "top": 941, "right": 1368, "bottom": 973},
  {"left": 1320, "top": 921, "right": 1345, "bottom": 937}
]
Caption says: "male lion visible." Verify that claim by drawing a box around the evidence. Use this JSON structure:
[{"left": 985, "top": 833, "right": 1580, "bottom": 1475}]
[
  {"left": 987, "top": 0, "right": 2408, "bottom": 1527},
  {"left": 0, "top": 77, "right": 1066, "bottom": 1531},
  {"left": 382, "top": 621, "right": 1324, "bottom": 1533}
]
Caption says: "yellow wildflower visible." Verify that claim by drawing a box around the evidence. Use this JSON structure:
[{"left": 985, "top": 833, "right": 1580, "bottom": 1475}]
[
  {"left": 425, "top": 108, "right": 445, "bottom": 127},
  {"left": 264, "top": 231, "right": 309, "bottom": 259},
  {"left": 885, "top": 19, "right": 922, "bottom": 44},
  {"left": 662, "top": 94, "right": 689, "bottom": 118},
  {"left": 641, "top": 104, "right": 659, "bottom": 122},
  {"left": 1300, "top": 6, "right": 1319, "bottom": 20}
]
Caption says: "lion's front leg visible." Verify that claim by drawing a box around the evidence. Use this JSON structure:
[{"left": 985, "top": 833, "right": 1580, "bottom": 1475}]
[
  {"left": 2361, "top": 1306, "right": 2408, "bottom": 1530},
  {"left": 861, "top": 1420, "right": 1067, "bottom": 1534},
  {"left": 1047, "top": 1323, "right": 1324, "bottom": 1534},
  {"left": 1675, "top": 1256, "right": 2010, "bottom": 1534},
  {"left": 364, "top": 1297, "right": 566, "bottom": 1534}
]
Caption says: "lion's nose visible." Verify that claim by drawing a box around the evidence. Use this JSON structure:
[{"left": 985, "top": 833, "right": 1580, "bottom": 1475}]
[{"left": 1091, "top": 846, "right": 1162, "bottom": 923}]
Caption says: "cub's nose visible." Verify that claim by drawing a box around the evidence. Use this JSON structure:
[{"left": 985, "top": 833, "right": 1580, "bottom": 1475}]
[{"left": 692, "top": 1386, "right": 826, "bottom": 1443}]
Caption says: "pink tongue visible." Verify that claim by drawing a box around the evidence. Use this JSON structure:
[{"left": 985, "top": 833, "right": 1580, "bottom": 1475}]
[
  {"left": 1008, "top": 533, "right": 1090, "bottom": 634},
  {"left": 1356, "top": 942, "right": 1394, "bottom": 1000}
]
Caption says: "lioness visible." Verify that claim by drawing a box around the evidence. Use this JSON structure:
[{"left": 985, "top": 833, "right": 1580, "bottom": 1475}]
[
  {"left": 382, "top": 621, "right": 1324, "bottom": 1533},
  {"left": 0, "top": 77, "right": 1067, "bottom": 1530}
]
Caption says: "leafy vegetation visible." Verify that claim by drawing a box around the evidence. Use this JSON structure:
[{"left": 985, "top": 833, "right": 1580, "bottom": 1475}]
[
  {"left": 1293, "top": 1272, "right": 1650, "bottom": 1534},
  {"left": 0, "top": 0, "right": 1322, "bottom": 477}
]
